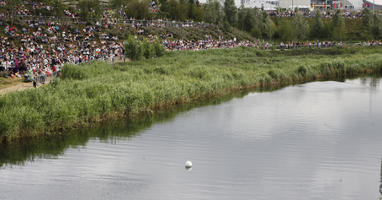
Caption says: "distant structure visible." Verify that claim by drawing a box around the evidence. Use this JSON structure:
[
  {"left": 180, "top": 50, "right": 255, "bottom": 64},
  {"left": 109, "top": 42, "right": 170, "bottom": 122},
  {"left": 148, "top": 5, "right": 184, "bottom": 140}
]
[
  {"left": 311, "top": 0, "right": 355, "bottom": 9},
  {"left": 234, "top": 0, "right": 361, "bottom": 9},
  {"left": 279, "top": 0, "right": 311, "bottom": 9},
  {"left": 61, "top": 0, "right": 110, "bottom": 6},
  {"left": 363, "top": 0, "right": 382, "bottom": 10},
  {"left": 237, "top": 0, "right": 279, "bottom": 10}
]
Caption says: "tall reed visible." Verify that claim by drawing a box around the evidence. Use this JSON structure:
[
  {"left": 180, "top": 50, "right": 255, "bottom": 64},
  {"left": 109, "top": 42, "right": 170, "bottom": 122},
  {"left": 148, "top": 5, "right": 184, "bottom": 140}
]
[{"left": 1, "top": 46, "right": 382, "bottom": 141}]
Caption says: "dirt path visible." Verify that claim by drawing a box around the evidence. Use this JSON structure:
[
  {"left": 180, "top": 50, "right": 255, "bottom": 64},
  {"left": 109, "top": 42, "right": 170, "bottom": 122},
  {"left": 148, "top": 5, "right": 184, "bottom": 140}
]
[
  {"left": 0, "top": 81, "right": 34, "bottom": 96},
  {"left": 0, "top": 76, "right": 54, "bottom": 96}
]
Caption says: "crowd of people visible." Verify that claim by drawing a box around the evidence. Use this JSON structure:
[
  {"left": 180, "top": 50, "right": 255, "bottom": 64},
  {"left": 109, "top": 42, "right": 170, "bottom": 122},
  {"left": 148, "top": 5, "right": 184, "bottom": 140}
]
[
  {"left": 1, "top": 0, "right": 382, "bottom": 82},
  {"left": 0, "top": 19, "right": 124, "bottom": 79},
  {"left": 279, "top": 41, "right": 343, "bottom": 49},
  {"left": 357, "top": 40, "right": 382, "bottom": 46},
  {"left": 268, "top": 9, "right": 364, "bottom": 18},
  {"left": 164, "top": 38, "right": 255, "bottom": 51}
]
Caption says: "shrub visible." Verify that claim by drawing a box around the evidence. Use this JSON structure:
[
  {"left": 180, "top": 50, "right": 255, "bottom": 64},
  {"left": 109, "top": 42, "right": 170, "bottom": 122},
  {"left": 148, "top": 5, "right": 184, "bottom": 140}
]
[
  {"left": 153, "top": 40, "right": 166, "bottom": 57},
  {"left": 125, "top": 37, "right": 165, "bottom": 60},
  {"left": 143, "top": 39, "right": 155, "bottom": 59},
  {"left": 124, "top": 36, "right": 143, "bottom": 61}
]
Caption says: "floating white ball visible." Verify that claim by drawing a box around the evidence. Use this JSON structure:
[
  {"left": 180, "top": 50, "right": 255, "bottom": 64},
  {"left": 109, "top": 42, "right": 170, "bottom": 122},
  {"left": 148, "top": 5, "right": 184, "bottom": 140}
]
[{"left": 185, "top": 161, "right": 192, "bottom": 168}]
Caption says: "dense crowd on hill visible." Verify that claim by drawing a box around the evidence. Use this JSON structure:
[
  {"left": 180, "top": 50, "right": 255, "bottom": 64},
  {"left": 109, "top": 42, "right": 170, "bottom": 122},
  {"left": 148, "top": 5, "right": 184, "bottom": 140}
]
[
  {"left": 279, "top": 41, "right": 343, "bottom": 49},
  {"left": 1, "top": 0, "right": 382, "bottom": 80},
  {"left": 164, "top": 38, "right": 255, "bottom": 51},
  {"left": 268, "top": 9, "right": 364, "bottom": 18},
  {"left": 0, "top": 20, "right": 124, "bottom": 78},
  {"left": 0, "top": 18, "right": 243, "bottom": 78}
]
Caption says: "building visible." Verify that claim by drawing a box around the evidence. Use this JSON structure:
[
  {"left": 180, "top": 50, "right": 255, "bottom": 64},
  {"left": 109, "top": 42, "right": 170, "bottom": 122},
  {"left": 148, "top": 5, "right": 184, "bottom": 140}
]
[
  {"left": 312, "top": 0, "right": 355, "bottom": 9},
  {"left": 363, "top": 0, "right": 382, "bottom": 10},
  {"left": 61, "top": 0, "right": 110, "bottom": 6},
  {"left": 238, "top": 0, "right": 279, "bottom": 10},
  {"left": 279, "top": 0, "right": 311, "bottom": 9}
]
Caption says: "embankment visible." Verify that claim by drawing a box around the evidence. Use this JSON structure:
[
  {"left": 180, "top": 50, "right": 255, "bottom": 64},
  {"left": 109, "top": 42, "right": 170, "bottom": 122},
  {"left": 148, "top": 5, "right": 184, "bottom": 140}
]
[{"left": 1, "top": 46, "right": 382, "bottom": 142}]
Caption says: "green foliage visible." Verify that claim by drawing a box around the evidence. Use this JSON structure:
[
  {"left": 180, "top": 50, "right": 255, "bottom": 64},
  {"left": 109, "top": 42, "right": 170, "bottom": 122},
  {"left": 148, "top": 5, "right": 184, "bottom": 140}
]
[
  {"left": 143, "top": 40, "right": 155, "bottom": 59},
  {"left": 202, "top": 0, "right": 224, "bottom": 24},
  {"left": 154, "top": 41, "right": 166, "bottom": 57},
  {"left": 61, "top": 65, "right": 89, "bottom": 80},
  {"left": 262, "top": 16, "right": 276, "bottom": 40},
  {"left": 125, "top": 36, "right": 144, "bottom": 61},
  {"left": 167, "top": 0, "right": 188, "bottom": 21},
  {"left": 78, "top": 0, "right": 102, "bottom": 22},
  {"left": 360, "top": 8, "right": 382, "bottom": 39},
  {"left": 292, "top": 14, "right": 310, "bottom": 40},
  {"left": 1, "top": 47, "right": 382, "bottom": 140},
  {"left": 310, "top": 10, "right": 325, "bottom": 39},
  {"left": 277, "top": 19, "right": 294, "bottom": 41},
  {"left": 126, "top": 0, "right": 152, "bottom": 19},
  {"left": 124, "top": 36, "right": 166, "bottom": 60},
  {"left": 224, "top": 0, "right": 238, "bottom": 26},
  {"left": 331, "top": 10, "right": 346, "bottom": 41},
  {"left": 110, "top": 0, "right": 126, "bottom": 9},
  {"left": 112, "top": 1, "right": 369, "bottom": 41}
]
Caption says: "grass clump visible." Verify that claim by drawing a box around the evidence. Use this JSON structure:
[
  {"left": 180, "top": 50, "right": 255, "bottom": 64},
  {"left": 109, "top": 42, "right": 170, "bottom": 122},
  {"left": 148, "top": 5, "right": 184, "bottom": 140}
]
[{"left": 1, "top": 46, "right": 382, "bottom": 141}]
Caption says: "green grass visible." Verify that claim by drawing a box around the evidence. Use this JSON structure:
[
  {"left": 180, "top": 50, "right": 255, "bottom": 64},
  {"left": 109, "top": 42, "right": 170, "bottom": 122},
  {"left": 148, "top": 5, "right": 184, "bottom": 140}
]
[{"left": 1, "top": 46, "right": 382, "bottom": 141}]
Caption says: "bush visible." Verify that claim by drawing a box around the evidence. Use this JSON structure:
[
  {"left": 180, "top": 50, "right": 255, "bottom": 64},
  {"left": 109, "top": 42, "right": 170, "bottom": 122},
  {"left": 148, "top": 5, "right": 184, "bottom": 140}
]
[
  {"left": 124, "top": 36, "right": 143, "bottom": 61},
  {"left": 125, "top": 37, "right": 166, "bottom": 60},
  {"left": 153, "top": 41, "right": 166, "bottom": 57},
  {"left": 143, "top": 40, "right": 155, "bottom": 59}
]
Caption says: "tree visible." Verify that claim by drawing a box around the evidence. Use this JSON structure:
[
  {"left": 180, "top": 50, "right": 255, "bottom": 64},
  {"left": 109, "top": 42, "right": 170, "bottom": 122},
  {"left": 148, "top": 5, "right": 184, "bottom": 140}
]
[
  {"left": 158, "top": 0, "right": 171, "bottom": 18},
  {"left": 110, "top": 0, "right": 127, "bottom": 9},
  {"left": 361, "top": 8, "right": 374, "bottom": 39},
  {"left": 237, "top": 8, "right": 246, "bottom": 30},
  {"left": 371, "top": 14, "right": 382, "bottom": 39},
  {"left": 126, "top": 0, "right": 151, "bottom": 19},
  {"left": 167, "top": 0, "right": 188, "bottom": 21},
  {"left": 202, "top": 0, "right": 224, "bottom": 24},
  {"left": 262, "top": 15, "right": 275, "bottom": 40},
  {"left": 277, "top": 19, "right": 293, "bottom": 41},
  {"left": 292, "top": 13, "right": 310, "bottom": 40},
  {"left": 188, "top": 0, "right": 196, "bottom": 19},
  {"left": 331, "top": 10, "right": 346, "bottom": 41},
  {"left": 78, "top": 0, "right": 102, "bottom": 22},
  {"left": 362, "top": 8, "right": 373, "bottom": 28},
  {"left": 224, "top": 0, "right": 237, "bottom": 27},
  {"left": 360, "top": 8, "right": 382, "bottom": 39},
  {"left": 310, "top": 10, "right": 325, "bottom": 39}
]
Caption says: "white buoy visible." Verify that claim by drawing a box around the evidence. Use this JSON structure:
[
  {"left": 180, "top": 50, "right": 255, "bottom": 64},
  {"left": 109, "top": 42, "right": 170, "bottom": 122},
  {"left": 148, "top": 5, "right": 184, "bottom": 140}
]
[{"left": 185, "top": 161, "right": 192, "bottom": 169}]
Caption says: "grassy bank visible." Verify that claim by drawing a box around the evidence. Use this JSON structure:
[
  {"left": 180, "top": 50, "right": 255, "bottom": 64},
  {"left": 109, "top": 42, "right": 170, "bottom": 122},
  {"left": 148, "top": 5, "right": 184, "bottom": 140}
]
[{"left": 1, "top": 46, "right": 382, "bottom": 142}]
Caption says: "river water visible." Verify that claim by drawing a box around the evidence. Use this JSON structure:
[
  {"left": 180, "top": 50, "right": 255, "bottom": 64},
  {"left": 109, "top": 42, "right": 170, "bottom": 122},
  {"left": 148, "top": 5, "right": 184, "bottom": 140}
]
[{"left": 1, "top": 77, "right": 382, "bottom": 200}]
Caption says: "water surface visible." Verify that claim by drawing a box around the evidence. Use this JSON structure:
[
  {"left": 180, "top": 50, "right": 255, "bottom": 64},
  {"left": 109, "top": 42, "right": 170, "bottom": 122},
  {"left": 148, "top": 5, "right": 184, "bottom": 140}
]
[{"left": 1, "top": 77, "right": 382, "bottom": 200}]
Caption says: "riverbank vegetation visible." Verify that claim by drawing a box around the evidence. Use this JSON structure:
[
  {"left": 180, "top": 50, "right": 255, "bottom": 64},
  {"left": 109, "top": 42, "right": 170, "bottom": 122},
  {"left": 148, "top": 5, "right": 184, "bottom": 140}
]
[{"left": 1, "top": 46, "right": 382, "bottom": 141}]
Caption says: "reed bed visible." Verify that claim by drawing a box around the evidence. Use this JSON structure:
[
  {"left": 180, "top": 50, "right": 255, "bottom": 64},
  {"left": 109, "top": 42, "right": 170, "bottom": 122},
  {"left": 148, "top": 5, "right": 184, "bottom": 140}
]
[{"left": 1, "top": 46, "right": 382, "bottom": 142}]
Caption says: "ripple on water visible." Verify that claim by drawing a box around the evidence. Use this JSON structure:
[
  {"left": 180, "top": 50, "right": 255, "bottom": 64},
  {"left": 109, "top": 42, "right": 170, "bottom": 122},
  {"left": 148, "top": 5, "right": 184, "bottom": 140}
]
[{"left": 1, "top": 78, "right": 382, "bottom": 200}]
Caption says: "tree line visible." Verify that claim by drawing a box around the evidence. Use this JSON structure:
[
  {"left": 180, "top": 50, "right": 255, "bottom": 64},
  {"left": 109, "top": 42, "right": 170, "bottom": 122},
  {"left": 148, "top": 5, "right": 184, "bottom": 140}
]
[{"left": 3, "top": 0, "right": 382, "bottom": 40}]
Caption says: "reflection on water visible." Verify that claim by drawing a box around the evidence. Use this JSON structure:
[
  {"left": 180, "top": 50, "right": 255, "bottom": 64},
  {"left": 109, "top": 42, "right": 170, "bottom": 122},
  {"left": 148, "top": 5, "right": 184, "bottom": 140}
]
[
  {"left": 0, "top": 77, "right": 382, "bottom": 200},
  {"left": 0, "top": 90, "right": 253, "bottom": 168}
]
